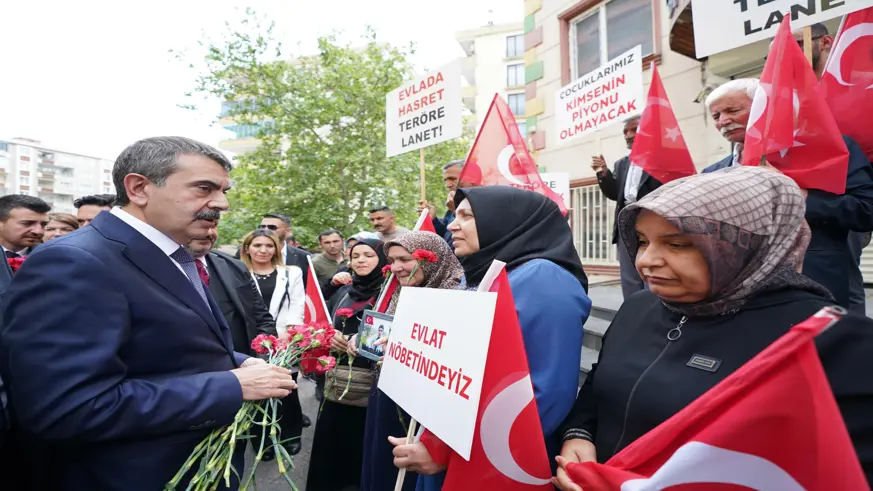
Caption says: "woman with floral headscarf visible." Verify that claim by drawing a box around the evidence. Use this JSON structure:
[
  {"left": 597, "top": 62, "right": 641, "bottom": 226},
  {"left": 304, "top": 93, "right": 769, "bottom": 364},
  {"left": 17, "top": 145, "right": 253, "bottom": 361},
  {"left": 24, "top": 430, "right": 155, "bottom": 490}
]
[
  {"left": 392, "top": 186, "right": 592, "bottom": 491},
  {"left": 553, "top": 166, "right": 873, "bottom": 489},
  {"left": 357, "top": 231, "right": 463, "bottom": 491}
]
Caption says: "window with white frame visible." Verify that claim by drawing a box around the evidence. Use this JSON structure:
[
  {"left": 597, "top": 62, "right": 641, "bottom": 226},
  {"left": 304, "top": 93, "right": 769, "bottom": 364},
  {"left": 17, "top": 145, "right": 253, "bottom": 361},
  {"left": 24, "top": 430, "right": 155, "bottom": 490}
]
[
  {"left": 570, "top": 0, "right": 653, "bottom": 80},
  {"left": 506, "top": 34, "right": 524, "bottom": 58},
  {"left": 508, "top": 93, "right": 525, "bottom": 117},
  {"left": 506, "top": 63, "right": 525, "bottom": 87},
  {"left": 517, "top": 121, "right": 528, "bottom": 138}
]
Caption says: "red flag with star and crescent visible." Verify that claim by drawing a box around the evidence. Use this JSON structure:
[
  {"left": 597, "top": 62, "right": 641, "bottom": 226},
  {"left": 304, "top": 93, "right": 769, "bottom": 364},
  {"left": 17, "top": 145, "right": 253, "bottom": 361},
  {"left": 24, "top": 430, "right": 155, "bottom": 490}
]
[
  {"left": 742, "top": 15, "right": 849, "bottom": 194},
  {"left": 821, "top": 7, "right": 873, "bottom": 161},
  {"left": 628, "top": 63, "right": 695, "bottom": 184},
  {"left": 373, "top": 209, "right": 436, "bottom": 313},
  {"left": 457, "top": 94, "right": 567, "bottom": 215},
  {"left": 419, "top": 261, "right": 552, "bottom": 490},
  {"left": 566, "top": 307, "right": 869, "bottom": 491},
  {"left": 304, "top": 256, "right": 330, "bottom": 324}
]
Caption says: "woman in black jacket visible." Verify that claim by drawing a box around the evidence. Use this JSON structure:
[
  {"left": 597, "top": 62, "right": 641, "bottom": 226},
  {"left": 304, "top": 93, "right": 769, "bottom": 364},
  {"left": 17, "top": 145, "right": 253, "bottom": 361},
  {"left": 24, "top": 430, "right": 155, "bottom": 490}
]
[{"left": 554, "top": 166, "right": 873, "bottom": 489}]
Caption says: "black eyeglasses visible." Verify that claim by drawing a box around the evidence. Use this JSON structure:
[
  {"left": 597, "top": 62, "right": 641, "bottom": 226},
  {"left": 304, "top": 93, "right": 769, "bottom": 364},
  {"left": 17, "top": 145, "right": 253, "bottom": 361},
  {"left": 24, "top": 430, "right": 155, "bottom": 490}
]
[{"left": 259, "top": 224, "right": 279, "bottom": 231}]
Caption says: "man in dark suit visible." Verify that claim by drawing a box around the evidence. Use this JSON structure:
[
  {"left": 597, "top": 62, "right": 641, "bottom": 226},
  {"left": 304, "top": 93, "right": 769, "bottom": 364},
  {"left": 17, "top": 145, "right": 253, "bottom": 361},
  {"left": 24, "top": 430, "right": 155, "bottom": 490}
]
[
  {"left": 592, "top": 116, "right": 662, "bottom": 299},
  {"left": 0, "top": 136, "right": 297, "bottom": 491},
  {"left": 0, "top": 195, "right": 50, "bottom": 258},
  {"left": 187, "top": 223, "right": 306, "bottom": 455},
  {"left": 703, "top": 78, "right": 873, "bottom": 309},
  {"left": 0, "top": 194, "right": 50, "bottom": 488}
]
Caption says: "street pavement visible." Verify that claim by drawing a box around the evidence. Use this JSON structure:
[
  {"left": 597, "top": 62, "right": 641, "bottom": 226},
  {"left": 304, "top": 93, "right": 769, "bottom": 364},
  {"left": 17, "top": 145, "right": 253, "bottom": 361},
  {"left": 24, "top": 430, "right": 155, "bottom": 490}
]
[{"left": 242, "top": 376, "right": 320, "bottom": 491}]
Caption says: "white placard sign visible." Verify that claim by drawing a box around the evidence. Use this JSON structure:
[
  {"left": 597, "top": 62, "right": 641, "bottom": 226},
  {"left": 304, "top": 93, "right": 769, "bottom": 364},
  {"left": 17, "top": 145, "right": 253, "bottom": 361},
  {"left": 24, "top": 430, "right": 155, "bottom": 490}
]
[
  {"left": 540, "top": 172, "right": 570, "bottom": 209},
  {"left": 386, "top": 63, "right": 463, "bottom": 158},
  {"left": 378, "top": 287, "right": 497, "bottom": 460},
  {"left": 692, "top": 0, "right": 873, "bottom": 58},
  {"left": 554, "top": 45, "right": 643, "bottom": 145}
]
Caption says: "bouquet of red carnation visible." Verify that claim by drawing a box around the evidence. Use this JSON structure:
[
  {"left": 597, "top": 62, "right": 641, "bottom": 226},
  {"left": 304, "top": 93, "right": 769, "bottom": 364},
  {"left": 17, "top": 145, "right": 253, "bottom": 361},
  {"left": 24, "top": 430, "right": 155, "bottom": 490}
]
[
  {"left": 166, "top": 322, "right": 337, "bottom": 491},
  {"left": 7, "top": 257, "right": 25, "bottom": 273}
]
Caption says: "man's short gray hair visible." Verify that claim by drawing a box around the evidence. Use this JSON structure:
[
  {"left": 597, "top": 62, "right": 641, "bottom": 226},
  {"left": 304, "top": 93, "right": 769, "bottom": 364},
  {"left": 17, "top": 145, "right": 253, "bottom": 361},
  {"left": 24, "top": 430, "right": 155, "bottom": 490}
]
[
  {"left": 704, "top": 78, "right": 760, "bottom": 111},
  {"left": 112, "top": 136, "right": 233, "bottom": 206},
  {"left": 442, "top": 160, "right": 464, "bottom": 171}
]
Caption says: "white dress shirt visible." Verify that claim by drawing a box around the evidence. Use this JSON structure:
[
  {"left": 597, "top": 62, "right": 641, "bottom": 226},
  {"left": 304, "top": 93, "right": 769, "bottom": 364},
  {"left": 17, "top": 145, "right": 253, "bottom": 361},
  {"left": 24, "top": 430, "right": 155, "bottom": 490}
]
[
  {"left": 110, "top": 207, "right": 186, "bottom": 276},
  {"left": 731, "top": 144, "right": 744, "bottom": 167},
  {"left": 624, "top": 156, "right": 644, "bottom": 204},
  {"left": 2, "top": 245, "right": 30, "bottom": 257}
]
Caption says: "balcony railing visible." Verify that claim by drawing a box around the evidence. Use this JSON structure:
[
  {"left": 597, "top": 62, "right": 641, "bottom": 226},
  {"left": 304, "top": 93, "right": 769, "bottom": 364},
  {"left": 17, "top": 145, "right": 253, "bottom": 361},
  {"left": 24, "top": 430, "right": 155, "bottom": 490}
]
[{"left": 570, "top": 184, "right": 618, "bottom": 266}]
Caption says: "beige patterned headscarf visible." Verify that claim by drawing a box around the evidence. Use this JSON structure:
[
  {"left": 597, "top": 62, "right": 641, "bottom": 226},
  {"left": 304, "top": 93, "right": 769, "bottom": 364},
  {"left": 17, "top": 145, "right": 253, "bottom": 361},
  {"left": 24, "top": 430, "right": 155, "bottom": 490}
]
[
  {"left": 384, "top": 231, "right": 464, "bottom": 315},
  {"left": 618, "top": 166, "right": 831, "bottom": 316}
]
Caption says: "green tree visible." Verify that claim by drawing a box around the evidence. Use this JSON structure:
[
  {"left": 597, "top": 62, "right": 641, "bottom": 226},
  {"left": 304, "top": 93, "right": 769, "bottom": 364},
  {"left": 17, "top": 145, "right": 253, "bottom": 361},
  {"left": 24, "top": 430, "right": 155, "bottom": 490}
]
[{"left": 178, "top": 11, "right": 471, "bottom": 247}]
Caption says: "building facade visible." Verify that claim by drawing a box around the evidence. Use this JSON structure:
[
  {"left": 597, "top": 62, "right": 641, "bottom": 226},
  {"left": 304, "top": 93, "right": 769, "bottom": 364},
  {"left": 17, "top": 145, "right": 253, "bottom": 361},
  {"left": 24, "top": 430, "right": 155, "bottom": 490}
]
[
  {"left": 0, "top": 138, "right": 114, "bottom": 214},
  {"left": 456, "top": 22, "right": 529, "bottom": 136},
  {"left": 523, "top": 0, "right": 851, "bottom": 276}
]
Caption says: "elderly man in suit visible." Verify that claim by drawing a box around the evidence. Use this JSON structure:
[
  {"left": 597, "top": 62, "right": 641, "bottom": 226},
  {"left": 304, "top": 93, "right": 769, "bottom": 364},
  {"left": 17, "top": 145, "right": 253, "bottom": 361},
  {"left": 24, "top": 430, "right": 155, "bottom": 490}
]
[
  {"left": 592, "top": 116, "right": 662, "bottom": 299},
  {"left": 703, "top": 78, "right": 873, "bottom": 311},
  {"left": 1, "top": 136, "right": 298, "bottom": 491}
]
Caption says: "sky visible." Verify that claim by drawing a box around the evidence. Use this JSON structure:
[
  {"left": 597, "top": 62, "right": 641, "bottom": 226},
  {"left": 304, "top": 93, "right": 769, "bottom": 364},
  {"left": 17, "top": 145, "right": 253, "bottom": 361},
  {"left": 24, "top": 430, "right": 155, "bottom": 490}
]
[{"left": 0, "top": 0, "right": 520, "bottom": 160}]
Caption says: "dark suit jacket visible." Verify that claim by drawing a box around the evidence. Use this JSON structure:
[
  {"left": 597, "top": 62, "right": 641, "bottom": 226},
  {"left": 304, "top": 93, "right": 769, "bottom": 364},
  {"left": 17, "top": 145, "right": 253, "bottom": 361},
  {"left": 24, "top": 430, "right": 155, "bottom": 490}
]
[
  {"left": 0, "top": 212, "right": 247, "bottom": 491},
  {"left": 596, "top": 156, "right": 662, "bottom": 244},
  {"left": 207, "top": 251, "right": 277, "bottom": 356},
  {"left": 0, "top": 257, "right": 11, "bottom": 445},
  {"left": 703, "top": 136, "right": 873, "bottom": 307},
  {"left": 283, "top": 244, "right": 311, "bottom": 288},
  {"left": 432, "top": 210, "right": 456, "bottom": 246}
]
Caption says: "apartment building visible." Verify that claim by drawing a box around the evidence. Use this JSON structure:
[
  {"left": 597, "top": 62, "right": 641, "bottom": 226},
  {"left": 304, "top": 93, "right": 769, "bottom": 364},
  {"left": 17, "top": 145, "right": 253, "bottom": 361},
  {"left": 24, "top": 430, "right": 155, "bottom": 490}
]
[
  {"left": 456, "top": 21, "right": 529, "bottom": 137},
  {"left": 0, "top": 138, "right": 114, "bottom": 214},
  {"left": 522, "top": 0, "right": 848, "bottom": 276}
]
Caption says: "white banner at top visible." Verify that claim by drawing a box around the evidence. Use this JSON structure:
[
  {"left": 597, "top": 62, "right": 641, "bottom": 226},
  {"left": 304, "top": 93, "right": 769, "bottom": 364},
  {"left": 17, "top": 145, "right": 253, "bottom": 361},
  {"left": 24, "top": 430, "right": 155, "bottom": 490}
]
[{"left": 692, "top": 0, "right": 873, "bottom": 58}]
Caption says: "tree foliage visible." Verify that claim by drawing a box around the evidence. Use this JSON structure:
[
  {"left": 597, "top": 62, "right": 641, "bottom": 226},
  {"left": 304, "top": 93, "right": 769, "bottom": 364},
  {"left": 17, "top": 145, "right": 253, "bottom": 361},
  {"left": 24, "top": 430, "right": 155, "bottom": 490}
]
[{"left": 180, "top": 11, "right": 472, "bottom": 246}]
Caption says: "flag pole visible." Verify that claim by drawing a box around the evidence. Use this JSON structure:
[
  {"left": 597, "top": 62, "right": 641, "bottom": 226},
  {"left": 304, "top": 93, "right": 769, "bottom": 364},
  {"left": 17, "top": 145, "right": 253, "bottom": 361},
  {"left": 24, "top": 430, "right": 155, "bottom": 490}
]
[
  {"left": 394, "top": 418, "right": 419, "bottom": 491},
  {"left": 419, "top": 148, "right": 427, "bottom": 202},
  {"left": 802, "top": 25, "right": 813, "bottom": 66}
]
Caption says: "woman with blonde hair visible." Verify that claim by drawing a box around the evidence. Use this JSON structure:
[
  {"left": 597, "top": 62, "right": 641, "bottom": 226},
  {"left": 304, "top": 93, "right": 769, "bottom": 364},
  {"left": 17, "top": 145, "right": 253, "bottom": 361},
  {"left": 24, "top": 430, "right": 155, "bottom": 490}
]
[
  {"left": 238, "top": 228, "right": 306, "bottom": 457},
  {"left": 239, "top": 229, "right": 305, "bottom": 335}
]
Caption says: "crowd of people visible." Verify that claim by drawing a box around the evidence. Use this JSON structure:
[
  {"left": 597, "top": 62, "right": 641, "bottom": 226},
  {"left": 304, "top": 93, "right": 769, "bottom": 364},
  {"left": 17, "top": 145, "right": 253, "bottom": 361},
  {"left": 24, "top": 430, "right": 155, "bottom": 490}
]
[{"left": 0, "top": 21, "right": 870, "bottom": 491}]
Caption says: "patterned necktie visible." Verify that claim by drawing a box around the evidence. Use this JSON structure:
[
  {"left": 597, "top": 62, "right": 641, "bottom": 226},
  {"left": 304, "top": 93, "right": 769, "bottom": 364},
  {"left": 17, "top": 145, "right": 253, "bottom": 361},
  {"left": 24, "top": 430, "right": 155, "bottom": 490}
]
[
  {"left": 4, "top": 250, "right": 20, "bottom": 259},
  {"left": 170, "top": 247, "right": 210, "bottom": 306},
  {"left": 194, "top": 258, "right": 210, "bottom": 287}
]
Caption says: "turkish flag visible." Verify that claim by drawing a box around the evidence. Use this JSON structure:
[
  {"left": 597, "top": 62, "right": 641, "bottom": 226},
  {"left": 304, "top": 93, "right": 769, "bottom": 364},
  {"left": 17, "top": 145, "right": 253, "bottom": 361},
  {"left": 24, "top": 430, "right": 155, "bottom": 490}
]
[
  {"left": 457, "top": 94, "right": 567, "bottom": 215},
  {"left": 567, "top": 307, "right": 869, "bottom": 491},
  {"left": 420, "top": 262, "right": 552, "bottom": 491},
  {"left": 373, "top": 209, "right": 436, "bottom": 313},
  {"left": 821, "top": 7, "right": 873, "bottom": 161},
  {"left": 628, "top": 64, "right": 695, "bottom": 184},
  {"left": 304, "top": 256, "right": 330, "bottom": 324},
  {"left": 742, "top": 15, "right": 849, "bottom": 194}
]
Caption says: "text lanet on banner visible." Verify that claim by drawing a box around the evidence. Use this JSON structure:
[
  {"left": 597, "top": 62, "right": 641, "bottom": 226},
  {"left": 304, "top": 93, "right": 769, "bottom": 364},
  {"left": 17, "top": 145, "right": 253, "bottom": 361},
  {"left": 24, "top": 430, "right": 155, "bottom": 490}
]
[
  {"left": 691, "top": 0, "right": 873, "bottom": 58},
  {"left": 385, "top": 62, "right": 462, "bottom": 158}
]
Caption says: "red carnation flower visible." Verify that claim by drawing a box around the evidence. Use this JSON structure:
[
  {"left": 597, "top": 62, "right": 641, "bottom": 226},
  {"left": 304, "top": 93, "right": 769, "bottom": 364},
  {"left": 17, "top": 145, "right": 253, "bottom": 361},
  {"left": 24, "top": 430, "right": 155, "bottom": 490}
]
[
  {"left": 381, "top": 264, "right": 391, "bottom": 276},
  {"left": 335, "top": 308, "right": 354, "bottom": 319},
  {"left": 250, "top": 334, "right": 279, "bottom": 355},
  {"left": 315, "top": 356, "right": 337, "bottom": 375},
  {"left": 411, "top": 249, "right": 438, "bottom": 263},
  {"left": 300, "top": 357, "right": 318, "bottom": 374},
  {"left": 7, "top": 257, "right": 25, "bottom": 273}
]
